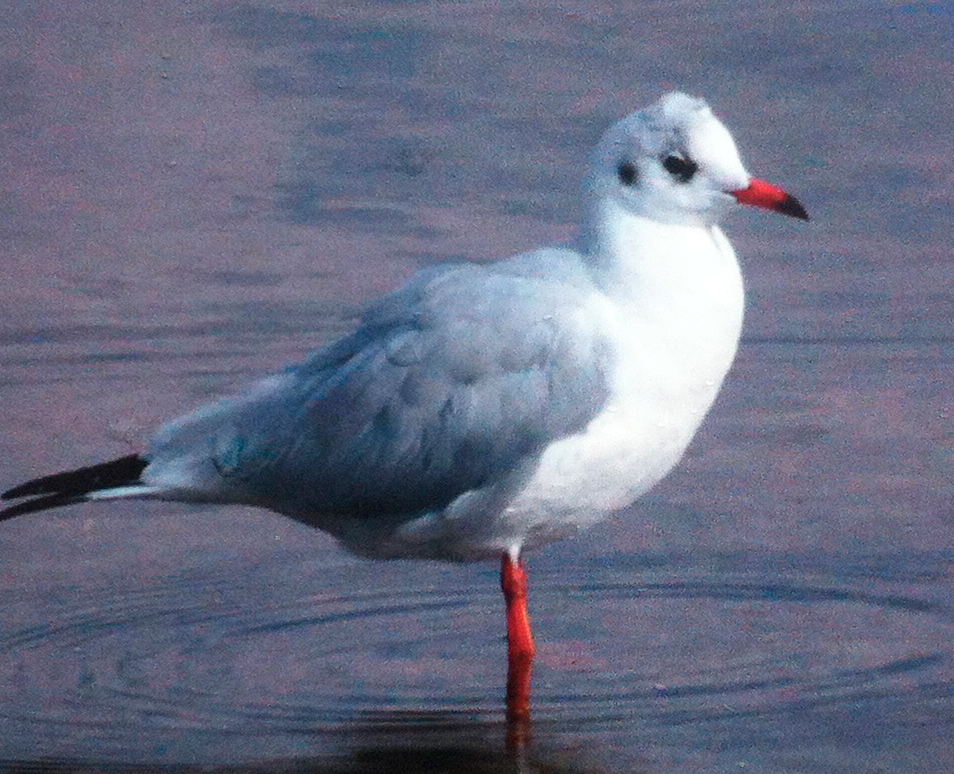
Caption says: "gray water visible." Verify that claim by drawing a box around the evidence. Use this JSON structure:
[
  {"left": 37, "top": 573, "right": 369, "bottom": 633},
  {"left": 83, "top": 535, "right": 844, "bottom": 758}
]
[{"left": 1, "top": 2, "right": 953, "bottom": 772}]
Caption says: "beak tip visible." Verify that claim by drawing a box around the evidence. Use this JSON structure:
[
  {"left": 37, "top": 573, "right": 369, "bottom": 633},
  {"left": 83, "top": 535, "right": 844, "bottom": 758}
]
[{"left": 780, "top": 194, "right": 810, "bottom": 221}]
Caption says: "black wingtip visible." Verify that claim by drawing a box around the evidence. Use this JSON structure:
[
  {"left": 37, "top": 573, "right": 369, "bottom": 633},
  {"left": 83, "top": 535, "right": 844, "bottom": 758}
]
[
  {"left": 1, "top": 454, "right": 148, "bottom": 520},
  {"left": 2, "top": 454, "right": 147, "bottom": 501}
]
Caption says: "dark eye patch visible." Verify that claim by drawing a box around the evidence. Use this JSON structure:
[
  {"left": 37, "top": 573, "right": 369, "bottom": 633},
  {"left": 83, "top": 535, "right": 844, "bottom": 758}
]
[
  {"left": 662, "top": 155, "right": 698, "bottom": 183},
  {"left": 617, "top": 161, "right": 637, "bottom": 186}
]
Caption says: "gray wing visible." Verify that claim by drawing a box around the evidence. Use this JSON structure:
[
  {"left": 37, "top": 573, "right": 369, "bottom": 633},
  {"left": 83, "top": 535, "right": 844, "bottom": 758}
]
[{"left": 148, "top": 254, "right": 612, "bottom": 519}]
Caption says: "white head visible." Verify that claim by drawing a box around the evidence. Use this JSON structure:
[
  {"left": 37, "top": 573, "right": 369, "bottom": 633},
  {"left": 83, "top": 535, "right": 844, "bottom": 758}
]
[{"left": 589, "top": 92, "right": 807, "bottom": 228}]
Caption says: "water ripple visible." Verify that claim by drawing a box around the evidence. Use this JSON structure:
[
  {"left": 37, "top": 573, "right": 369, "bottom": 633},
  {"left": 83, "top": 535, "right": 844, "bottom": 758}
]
[{"left": 0, "top": 551, "right": 950, "bottom": 767}]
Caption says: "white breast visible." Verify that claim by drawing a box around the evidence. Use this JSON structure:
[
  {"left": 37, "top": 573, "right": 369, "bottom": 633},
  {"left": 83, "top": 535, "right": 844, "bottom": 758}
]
[{"left": 497, "top": 214, "right": 745, "bottom": 548}]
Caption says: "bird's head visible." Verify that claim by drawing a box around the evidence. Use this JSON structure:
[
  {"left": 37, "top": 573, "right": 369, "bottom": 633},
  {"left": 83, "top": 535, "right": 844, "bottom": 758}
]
[{"left": 591, "top": 92, "right": 808, "bottom": 227}]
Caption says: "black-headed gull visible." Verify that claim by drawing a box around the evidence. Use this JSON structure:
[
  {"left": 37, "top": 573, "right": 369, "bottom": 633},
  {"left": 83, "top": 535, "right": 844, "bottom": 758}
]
[{"left": 2, "top": 92, "right": 807, "bottom": 720}]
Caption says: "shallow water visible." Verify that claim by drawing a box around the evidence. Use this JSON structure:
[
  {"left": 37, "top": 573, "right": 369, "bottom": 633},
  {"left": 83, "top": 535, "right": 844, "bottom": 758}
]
[
  {"left": 1, "top": 543, "right": 951, "bottom": 771},
  {"left": 1, "top": 2, "right": 953, "bottom": 772}
]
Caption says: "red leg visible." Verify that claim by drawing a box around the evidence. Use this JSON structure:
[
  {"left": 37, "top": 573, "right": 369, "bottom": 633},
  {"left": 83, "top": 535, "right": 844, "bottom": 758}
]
[{"left": 501, "top": 551, "right": 535, "bottom": 723}]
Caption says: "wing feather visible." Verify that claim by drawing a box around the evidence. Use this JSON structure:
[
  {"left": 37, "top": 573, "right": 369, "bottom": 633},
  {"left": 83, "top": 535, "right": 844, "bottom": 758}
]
[{"left": 147, "top": 255, "right": 612, "bottom": 519}]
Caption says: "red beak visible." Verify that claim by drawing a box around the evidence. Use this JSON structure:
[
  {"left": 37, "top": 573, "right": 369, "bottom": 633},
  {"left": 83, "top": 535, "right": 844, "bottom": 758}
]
[{"left": 732, "top": 178, "right": 809, "bottom": 221}]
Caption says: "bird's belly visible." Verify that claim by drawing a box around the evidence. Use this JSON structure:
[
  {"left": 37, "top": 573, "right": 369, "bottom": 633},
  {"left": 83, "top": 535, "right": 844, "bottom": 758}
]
[{"left": 502, "top": 385, "right": 716, "bottom": 546}]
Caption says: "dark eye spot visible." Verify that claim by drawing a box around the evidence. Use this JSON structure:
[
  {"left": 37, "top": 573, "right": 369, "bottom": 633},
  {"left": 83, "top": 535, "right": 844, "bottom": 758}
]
[
  {"left": 662, "top": 155, "right": 698, "bottom": 183},
  {"left": 617, "top": 161, "right": 637, "bottom": 186}
]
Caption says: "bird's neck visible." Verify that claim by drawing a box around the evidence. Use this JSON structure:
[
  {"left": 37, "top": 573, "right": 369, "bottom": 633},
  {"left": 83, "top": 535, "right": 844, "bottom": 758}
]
[
  {"left": 580, "top": 196, "right": 742, "bottom": 306},
  {"left": 577, "top": 196, "right": 746, "bottom": 384}
]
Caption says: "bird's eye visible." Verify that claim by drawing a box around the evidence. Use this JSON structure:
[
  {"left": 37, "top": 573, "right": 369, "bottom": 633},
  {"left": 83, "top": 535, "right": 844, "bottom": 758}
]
[
  {"left": 662, "top": 155, "right": 698, "bottom": 183},
  {"left": 617, "top": 161, "right": 637, "bottom": 186}
]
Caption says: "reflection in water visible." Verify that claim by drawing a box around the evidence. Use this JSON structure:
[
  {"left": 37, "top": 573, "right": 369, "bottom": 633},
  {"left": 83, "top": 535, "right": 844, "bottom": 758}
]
[{"left": 0, "top": 712, "right": 621, "bottom": 774}]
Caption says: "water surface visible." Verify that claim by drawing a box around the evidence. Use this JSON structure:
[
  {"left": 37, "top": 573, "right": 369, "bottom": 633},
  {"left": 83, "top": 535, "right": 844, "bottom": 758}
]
[{"left": 1, "top": 2, "right": 953, "bottom": 772}]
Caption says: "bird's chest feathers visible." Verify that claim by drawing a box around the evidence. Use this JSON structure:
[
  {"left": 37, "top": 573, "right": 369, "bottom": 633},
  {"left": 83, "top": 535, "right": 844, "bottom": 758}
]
[{"left": 515, "top": 226, "right": 745, "bottom": 523}]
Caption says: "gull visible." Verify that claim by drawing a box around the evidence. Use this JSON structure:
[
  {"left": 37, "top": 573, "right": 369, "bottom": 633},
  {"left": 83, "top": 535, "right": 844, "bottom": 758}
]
[{"left": 1, "top": 92, "right": 807, "bottom": 721}]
